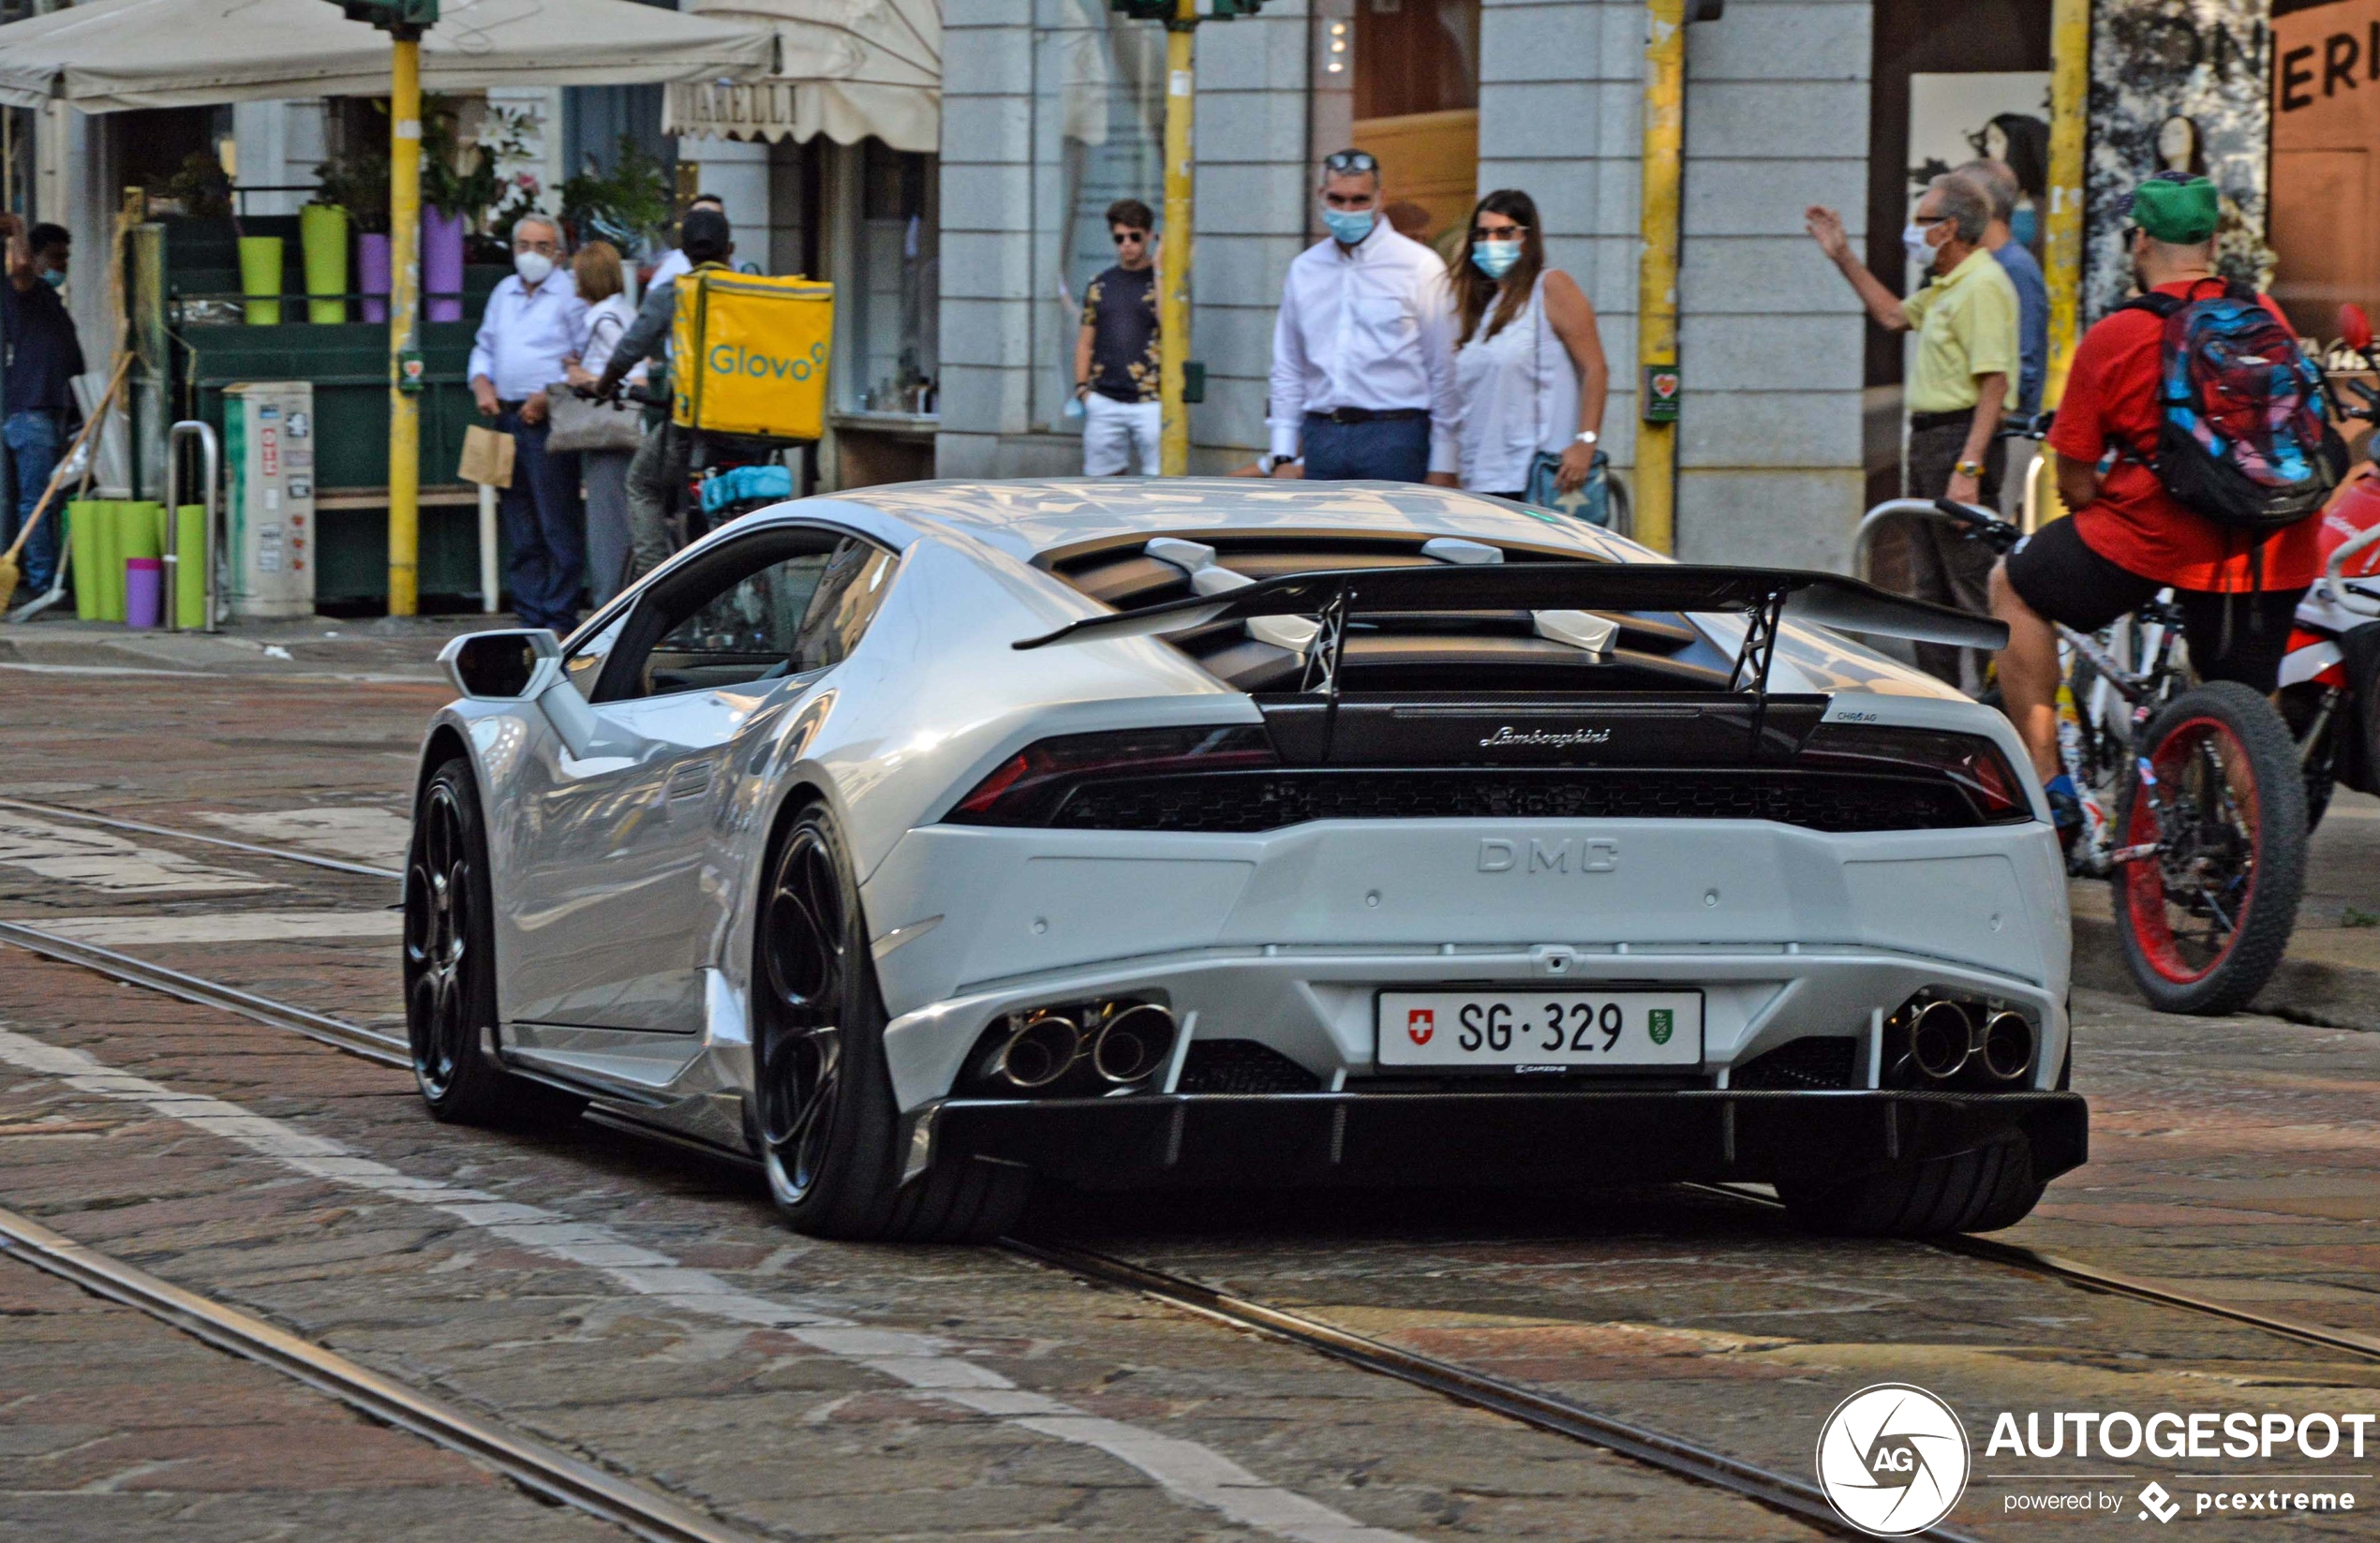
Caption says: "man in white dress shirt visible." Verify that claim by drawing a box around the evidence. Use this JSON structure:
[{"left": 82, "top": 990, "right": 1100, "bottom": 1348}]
[
  {"left": 1264, "top": 149, "right": 1461, "bottom": 485},
  {"left": 469, "top": 214, "right": 589, "bottom": 631}
]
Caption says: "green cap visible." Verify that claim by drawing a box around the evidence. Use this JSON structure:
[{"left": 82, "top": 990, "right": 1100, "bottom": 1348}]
[{"left": 2129, "top": 174, "right": 2220, "bottom": 245}]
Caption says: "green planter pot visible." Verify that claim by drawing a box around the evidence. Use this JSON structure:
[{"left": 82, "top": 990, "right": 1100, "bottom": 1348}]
[
  {"left": 238, "top": 235, "right": 284, "bottom": 325},
  {"left": 67, "top": 500, "right": 99, "bottom": 619},
  {"left": 300, "top": 204, "right": 348, "bottom": 323},
  {"left": 174, "top": 505, "right": 207, "bottom": 628}
]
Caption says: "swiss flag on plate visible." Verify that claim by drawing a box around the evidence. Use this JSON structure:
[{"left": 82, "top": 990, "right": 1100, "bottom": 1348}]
[{"left": 1406, "top": 1009, "right": 1435, "bottom": 1046}]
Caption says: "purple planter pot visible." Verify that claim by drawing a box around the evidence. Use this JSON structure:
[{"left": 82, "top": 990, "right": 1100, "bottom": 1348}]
[
  {"left": 357, "top": 231, "right": 391, "bottom": 324},
  {"left": 125, "top": 557, "right": 163, "bottom": 631},
  {"left": 423, "top": 209, "right": 466, "bottom": 323}
]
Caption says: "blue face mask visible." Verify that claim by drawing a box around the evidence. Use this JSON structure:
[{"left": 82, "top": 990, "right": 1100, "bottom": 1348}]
[
  {"left": 1471, "top": 240, "right": 1522, "bottom": 280},
  {"left": 1321, "top": 206, "right": 1375, "bottom": 246},
  {"left": 2010, "top": 206, "right": 2038, "bottom": 248},
  {"left": 37, "top": 268, "right": 63, "bottom": 289}
]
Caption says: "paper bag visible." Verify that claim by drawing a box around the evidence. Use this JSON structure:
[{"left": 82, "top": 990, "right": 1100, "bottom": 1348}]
[{"left": 459, "top": 424, "right": 515, "bottom": 488}]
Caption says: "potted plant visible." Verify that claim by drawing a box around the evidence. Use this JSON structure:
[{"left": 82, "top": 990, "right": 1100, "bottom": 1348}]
[
  {"left": 317, "top": 148, "right": 390, "bottom": 321},
  {"left": 559, "top": 138, "right": 673, "bottom": 263}
]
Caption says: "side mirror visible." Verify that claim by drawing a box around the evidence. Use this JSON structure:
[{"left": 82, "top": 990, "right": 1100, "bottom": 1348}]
[
  {"left": 439, "top": 629, "right": 562, "bottom": 701},
  {"left": 2342, "top": 304, "right": 2373, "bottom": 353}
]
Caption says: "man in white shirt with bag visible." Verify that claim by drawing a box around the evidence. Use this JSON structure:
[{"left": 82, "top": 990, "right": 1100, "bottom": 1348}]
[
  {"left": 1263, "top": 149, "right": 1461, "bottom": 485},
  {"left": 469, "top": 214, "right": 588, "bottom": 631}
]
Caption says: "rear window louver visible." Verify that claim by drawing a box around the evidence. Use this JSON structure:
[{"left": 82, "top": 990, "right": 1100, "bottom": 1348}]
[{"left": 1036, "top": 530, "right": 1733, "bottom": 693}]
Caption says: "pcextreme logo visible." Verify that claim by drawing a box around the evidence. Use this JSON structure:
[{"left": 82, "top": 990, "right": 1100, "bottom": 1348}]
[{"left": 1815, "top": 1384, "right": 1971, "bottom": 1536}]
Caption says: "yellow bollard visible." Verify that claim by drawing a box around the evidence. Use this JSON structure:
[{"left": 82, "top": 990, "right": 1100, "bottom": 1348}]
[
  {"left": 1632, "top": 0, "right": 1687, "bottom": 555},
  {"left": 1157, "top": 2, "right": 1197, "bottom": 478},
  {"left": 387, "top": 34, "right": 423, "bottom": 616},
  {"left": 2042, "top": 0, "right": 2090, "bottom": 409}
]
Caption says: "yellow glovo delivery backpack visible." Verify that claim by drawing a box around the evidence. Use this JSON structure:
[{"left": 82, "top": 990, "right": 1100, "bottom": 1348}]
[{"left": 670, "top": 270, "right": 835, "bottom": 440}]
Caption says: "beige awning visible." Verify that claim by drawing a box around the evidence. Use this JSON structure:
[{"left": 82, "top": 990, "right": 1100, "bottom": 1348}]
[
  {"left": 0, "top": 0, "right": 776, "bottom": 112},
  {"left": 665, "top": 0, "right": 937, "bottom": 153}
]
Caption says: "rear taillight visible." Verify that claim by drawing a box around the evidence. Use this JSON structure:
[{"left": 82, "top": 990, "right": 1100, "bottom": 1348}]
[
  {"left": 1798, "top": 723, "right": 2031, "bottom": 823},
  {"left": 946, "top": 725, "right": 1278, "bottom": 826}
]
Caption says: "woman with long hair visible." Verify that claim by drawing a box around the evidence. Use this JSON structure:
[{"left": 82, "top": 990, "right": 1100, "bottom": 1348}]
[
  {"left": 1447, "top": 190, "right": 1611, "bottom": 516},
  {"left": 566, "top": 240, "right": 643, "bottom": 604}
]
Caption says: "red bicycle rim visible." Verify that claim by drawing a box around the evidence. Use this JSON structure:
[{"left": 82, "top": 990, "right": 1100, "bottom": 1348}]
[{"left": 2121, "top": 715, "right": 2260, "bottom": 985}]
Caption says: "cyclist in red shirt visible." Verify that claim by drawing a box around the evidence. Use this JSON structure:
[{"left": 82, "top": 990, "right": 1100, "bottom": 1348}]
[{"left": 1989, "top": 173, "right": 2320, "bottom": 827}]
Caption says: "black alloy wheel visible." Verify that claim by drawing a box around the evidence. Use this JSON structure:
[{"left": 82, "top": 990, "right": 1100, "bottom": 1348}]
[
  {"left": 751, "top": 803, "right": 1030, "bottom": 1240},
  {"left": 403, "top": 760, "right": 523, "bottom": 1123},
  {"left": 759, "top": 822, "right": 850, "bottom": 1208}
]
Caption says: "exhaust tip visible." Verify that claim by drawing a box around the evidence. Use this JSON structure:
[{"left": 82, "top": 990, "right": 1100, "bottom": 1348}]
[
  {"left": 1909, "top": 1000, "right": 1973, "bottom": 1082},
  {"left": 996, "top": 1013, "right": 1081, "bottom": 1089},
  {"left": 1980, "top": 1011, "right": 2033, "bottom": 1083},
  {"left": 1092, "top": 1002, "right": 1177, "bottom": 1085}
]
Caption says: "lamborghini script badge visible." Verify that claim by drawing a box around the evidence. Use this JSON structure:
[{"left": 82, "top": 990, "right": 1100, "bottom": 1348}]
[{"left": 1479, "top": 725, "right": 1612, "bottom": 749}]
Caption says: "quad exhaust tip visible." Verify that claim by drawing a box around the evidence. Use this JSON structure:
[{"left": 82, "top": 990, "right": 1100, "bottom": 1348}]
[
  {"left": 1980, "top": 1010, "right": 2033, "bottom": 1083},
  {"left": 1908, "top": 1000, "right": 1973, "bottom": 1081},
  {"left": 994, "top": 1013, "right": 1081, "bottom": 1090},
  {"left": 1092, "top": 1002, "right": 1177, "bottom": 1085},
  {"left": 989, "top": 1001, "right": 1177, "bottom": 1091}
]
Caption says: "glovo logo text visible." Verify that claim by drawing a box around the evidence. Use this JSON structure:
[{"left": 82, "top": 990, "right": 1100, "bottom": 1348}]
[{"left": 707, "top": 339, "right": 828, "bottom": 383}]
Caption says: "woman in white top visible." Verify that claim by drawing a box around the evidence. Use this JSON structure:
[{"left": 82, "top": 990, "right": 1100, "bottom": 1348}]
[
  {"left": 566, "top": 241, "right": 645, "bottom": 605},
  {"left": 1448, "top": 190, "right": 1610, "bottom": 511}
]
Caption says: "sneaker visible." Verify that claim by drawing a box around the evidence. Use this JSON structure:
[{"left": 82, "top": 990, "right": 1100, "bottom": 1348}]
[{"left": 2044, "top": 774, "right": 2084, "bottom": 858}]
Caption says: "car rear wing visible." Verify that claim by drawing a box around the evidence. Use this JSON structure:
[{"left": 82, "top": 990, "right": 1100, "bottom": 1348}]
[{"left": 1013, "top": 560, "right": 2007, "bottom": 694}]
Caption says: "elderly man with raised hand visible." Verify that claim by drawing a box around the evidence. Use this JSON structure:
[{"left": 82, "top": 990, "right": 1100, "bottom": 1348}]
[
  {"left": 469, "top": 213, "right": 588, "bottom": 633},
  {"left": 1264, "top": 148, "right": 1462, "bottom": 485},
  {"left": 1806, "top": 175, "right": 2019, "bottom": 687}
]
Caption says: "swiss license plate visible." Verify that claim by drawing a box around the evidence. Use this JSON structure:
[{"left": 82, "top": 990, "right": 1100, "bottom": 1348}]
[{"left": 1376, "top": 990, "right": 1704, "bottom": 1070}]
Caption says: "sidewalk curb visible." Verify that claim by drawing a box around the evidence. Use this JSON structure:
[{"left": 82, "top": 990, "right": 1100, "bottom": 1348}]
[{"left": 2073, "top": 914, "right": 2380, "bottom": 1031}]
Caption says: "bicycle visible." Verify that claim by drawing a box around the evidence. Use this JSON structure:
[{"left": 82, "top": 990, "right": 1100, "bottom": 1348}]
[{"left": 1853, "top": 482, "right": 2309, "bottom": 1017}]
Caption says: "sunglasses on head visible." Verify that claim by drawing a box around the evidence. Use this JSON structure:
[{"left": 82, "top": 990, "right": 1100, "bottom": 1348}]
[
  {"left": 1322, "top": 150, "right": 1378, "bottom": 174},
  {"left": 1112, "top": 229, "right": 1149, "bottom": 244}
]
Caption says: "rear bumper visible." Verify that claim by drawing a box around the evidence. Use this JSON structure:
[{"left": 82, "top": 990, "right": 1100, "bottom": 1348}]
[{"left": 919, "top": 1088, "right": 2088, "bottom": 1192}]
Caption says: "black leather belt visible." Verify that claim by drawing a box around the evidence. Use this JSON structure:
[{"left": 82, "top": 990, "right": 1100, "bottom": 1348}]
[
  {"left": 1908, "top": 409, "right": 1972, "bottom": 432},
  {"left": 1308, "top": 407, "right": 1429, "bottom": 425}
]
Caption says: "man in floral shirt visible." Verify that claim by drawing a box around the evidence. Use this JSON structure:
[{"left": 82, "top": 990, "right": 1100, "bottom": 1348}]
[{"left": 1073, "top": 199, "right": 1162, "bottom": 475}]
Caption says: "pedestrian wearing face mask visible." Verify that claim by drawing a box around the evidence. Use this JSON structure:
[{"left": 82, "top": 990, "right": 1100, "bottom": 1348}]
[
  {"left": 1263, "top": 149, "right": 1461, "bottom": 484},
  {"left": 469, "top": 214, "right": 589, "bottom": 631},
  {"left": 1447, "top": 190, "right": 1610, "bottom": 517},
  {"left": 0, "top": 215, "right": 82, "bottom": 603},
  {"left": 1806, "top": 175, "right": 2018, "bottom": 686}
]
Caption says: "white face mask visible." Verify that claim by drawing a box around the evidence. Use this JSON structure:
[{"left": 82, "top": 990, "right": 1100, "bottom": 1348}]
[
  {"left": 1902, "top": 221, "right": 1939, "bottom": 272},
  {"left": 513, "top": 250, "right": 556, "bottom": 286}
]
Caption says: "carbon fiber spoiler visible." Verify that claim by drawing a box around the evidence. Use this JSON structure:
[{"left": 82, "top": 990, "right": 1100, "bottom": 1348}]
[{"left": 1012, "top": 562, "right": 2009, "bottom": 653}]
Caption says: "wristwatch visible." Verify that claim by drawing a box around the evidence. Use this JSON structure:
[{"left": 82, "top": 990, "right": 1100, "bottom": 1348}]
[
  {"left": 1575, "top": 431, "right": 1599, "bottom": 447},
  {"left": 1954, "top": 459, "right": 1986, "bottom": 478}
]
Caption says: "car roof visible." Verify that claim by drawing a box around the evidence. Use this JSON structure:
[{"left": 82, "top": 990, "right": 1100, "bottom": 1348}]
[{"left": 807, "top": 478, "right": 1647, "bottom": 565}]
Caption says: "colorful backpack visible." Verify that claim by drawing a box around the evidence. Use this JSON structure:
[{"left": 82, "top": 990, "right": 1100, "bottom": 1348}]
[{"left": 2120, "top": 280, "right": 2347, "bottom": 534}]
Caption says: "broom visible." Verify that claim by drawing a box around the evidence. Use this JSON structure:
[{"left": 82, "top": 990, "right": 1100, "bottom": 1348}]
[{"left": 0, "top": 351, "right": 133, "bottom": 604}]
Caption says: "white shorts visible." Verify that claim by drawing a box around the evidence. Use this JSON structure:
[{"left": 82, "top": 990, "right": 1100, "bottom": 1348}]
[{"left": 1083, "top": 393, "right": 1162, "bottom": 476}]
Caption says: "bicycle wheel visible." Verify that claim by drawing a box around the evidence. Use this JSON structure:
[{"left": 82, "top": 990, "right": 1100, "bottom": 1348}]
[{"left": 2113, "top": 680, "right": 2308, "bottom": 1016}]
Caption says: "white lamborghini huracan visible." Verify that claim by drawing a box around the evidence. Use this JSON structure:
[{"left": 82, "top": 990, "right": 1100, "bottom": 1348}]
[{"left": 409, "top": 481, "right": 2084, "bottom": 1241}]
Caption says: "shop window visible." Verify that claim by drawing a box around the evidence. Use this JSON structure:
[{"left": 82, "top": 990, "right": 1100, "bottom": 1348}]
[
  {"left": 849, "top": 141, "right": 938, "bottom": 415},
  {"left": 1030, "top": 0, "right": 1167, "bottom": 430},
  {"left": 1351, "top": 0, "right": 1479, "bottom": 242}
]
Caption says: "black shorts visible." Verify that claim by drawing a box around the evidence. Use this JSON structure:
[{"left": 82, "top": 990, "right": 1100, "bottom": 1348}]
[{"left": 2001, "top": 515, "right": 2307, "bottom": 693}]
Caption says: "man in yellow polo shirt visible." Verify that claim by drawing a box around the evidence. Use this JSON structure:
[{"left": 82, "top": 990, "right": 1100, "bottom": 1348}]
[{"left": 1807, "top": 174, "right": 2019, "bottom": 685}]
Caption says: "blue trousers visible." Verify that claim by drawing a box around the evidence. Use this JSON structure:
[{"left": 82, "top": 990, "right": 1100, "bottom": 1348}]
[
  {"left": 1301, "top": 412, "right": 1432, "bottom": 482},
  {"left": 495, "top": 407, "right": 584, "bottom": 631},
  {"left": 3, "top": 408, "right": 64, "bottom": 594}
]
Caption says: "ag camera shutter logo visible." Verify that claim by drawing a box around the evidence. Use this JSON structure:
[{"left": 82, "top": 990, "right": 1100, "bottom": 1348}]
[{"left": 1815, "top": 1384, "right": 1971, "bottom": 1536}]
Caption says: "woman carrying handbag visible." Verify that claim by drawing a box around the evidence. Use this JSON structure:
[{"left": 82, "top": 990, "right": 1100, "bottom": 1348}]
[
  {"left": 560, "top": 241, "right": 647, "bottom": 605},
  {"left": 1448, "top": 190, "right": 1614, "bottom": 527}
]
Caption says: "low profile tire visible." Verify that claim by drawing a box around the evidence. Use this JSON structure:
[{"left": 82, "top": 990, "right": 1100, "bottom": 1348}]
[
  {"left": 1778, "top": 1136, "right": 2045, "bottom": 1238},
  {"left": 405, "top": 759, "right": 529, "bottom": 1124},
  {"left": 753, "top": 802, "right": 1029, "bottom": 1241}
]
